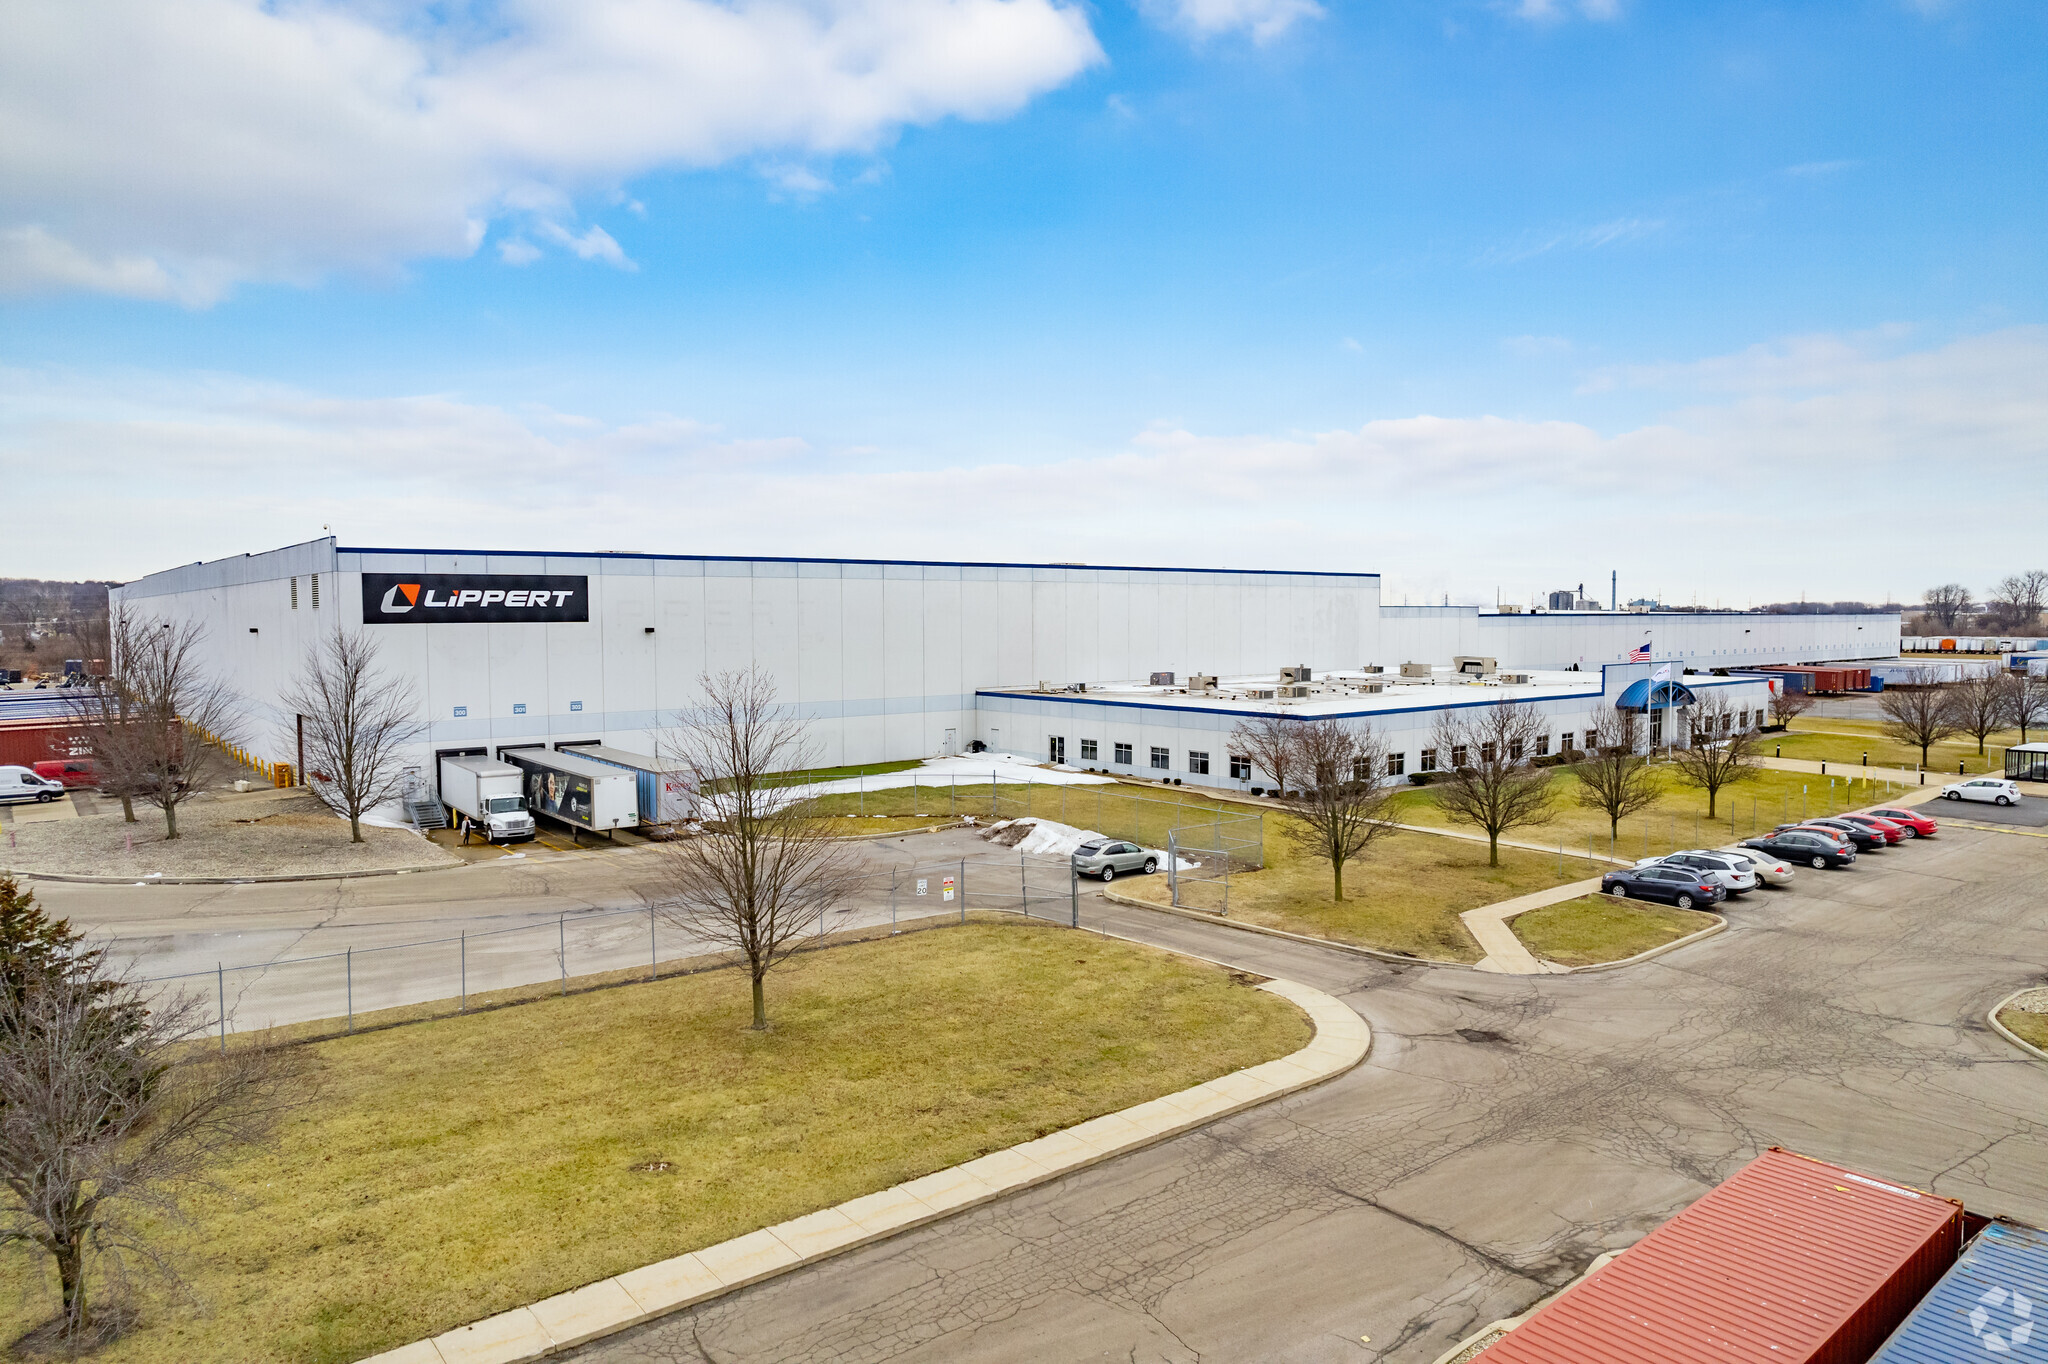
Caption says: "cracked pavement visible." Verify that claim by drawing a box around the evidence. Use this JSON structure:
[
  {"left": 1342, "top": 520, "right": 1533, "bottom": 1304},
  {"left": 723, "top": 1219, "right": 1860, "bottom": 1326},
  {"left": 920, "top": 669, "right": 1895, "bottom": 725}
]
[{"left": 564, "top": 823, "right": 2048, "bottom": 1364}]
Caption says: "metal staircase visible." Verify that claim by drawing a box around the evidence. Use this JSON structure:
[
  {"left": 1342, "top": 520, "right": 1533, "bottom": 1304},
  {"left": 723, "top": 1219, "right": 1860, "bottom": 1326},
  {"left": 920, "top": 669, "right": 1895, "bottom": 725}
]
[{"left": 409, "top": 798, "right": 447, "bottom": 830}]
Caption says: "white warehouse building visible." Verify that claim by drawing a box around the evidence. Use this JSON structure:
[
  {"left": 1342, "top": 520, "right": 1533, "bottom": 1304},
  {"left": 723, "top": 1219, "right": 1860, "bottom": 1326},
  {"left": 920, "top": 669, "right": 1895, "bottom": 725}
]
[{"left": 111, "top": 537, "right": 1894, "bottom": 793}]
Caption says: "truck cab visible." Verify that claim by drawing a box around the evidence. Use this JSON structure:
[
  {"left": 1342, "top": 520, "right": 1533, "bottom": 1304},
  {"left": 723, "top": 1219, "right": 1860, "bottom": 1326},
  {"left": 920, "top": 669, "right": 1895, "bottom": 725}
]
[
  {"left": 438, "top": 754, "right": 538, "bottom": 842},
  {"left": 477, "top": 792, "right": 536, "bottom": 841}
]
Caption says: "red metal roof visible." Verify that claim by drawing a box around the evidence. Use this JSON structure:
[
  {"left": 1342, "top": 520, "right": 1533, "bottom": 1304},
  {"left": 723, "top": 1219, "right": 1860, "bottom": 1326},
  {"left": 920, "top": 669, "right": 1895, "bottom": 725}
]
[{"left": 1480, "top": 1149, "right": 1965, "bottom": 1364}]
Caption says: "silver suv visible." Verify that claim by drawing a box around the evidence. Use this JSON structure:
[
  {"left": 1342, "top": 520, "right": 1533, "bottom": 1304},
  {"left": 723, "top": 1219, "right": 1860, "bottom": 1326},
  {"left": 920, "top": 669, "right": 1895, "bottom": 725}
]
[
  {"left": 1072, "top": 840, "right": 1159, "bottom": 881},
  {"left": 1634, "top": 849, "right": 1758, "bottom": 896}
]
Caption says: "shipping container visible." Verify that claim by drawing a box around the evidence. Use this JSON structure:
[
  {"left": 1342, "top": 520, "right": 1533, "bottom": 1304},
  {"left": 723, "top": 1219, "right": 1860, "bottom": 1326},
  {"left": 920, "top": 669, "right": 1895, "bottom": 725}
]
[
  {"left": 496, "top": 746, "right": 637, "bottom": 834},
  {"left": 1865, "top": 1220, "right": 2048, "bottom": 1363},
  {"left": 0, "top": 720, "right": 93, "bottom": 768},
  {"left": 1479, "top": 1148, "right": 1966, "bottom": 1364},
  {"left": 554, "top": 743, "right": 696, "bottom": 825}
]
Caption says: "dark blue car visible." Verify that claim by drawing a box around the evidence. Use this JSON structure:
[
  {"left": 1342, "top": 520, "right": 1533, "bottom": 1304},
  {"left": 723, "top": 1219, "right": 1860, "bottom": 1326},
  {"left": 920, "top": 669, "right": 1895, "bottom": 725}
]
[{"left": 1599, "top": 864, "right": 1727, "bottom": 910}]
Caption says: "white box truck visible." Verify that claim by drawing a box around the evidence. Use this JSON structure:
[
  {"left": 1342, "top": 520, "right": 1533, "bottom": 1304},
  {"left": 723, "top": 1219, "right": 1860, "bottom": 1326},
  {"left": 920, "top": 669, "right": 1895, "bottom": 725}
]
[
  {"left": 498, "top": 747, "right": 638, "bottom": 836},
  {"left": 438, "top": 755, "right": 537, "bottom": 842}
]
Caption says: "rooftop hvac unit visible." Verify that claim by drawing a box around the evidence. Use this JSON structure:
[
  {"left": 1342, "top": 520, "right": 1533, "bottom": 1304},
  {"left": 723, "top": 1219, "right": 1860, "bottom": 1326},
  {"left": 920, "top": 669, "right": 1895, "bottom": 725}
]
[
  {"left": 1498, "top": 673, "right": 1533, "bottom": 685},
  {"left": 1188, "top": 673, "right": 1218, "bottom": 691},
  {"left": 1452, "top": 656, "right": 1498, "bottom": 676},
  {"left": 1280, "top": 665, "right": 1312, "bottom": 684},
  {"left": 1354, "top": 682, "right": 1385, "bottom": 694},
  {"left": 1246, "top": 689, "right": 1276, "bottom": 699},
  {"left": 1359, "top": 664, "right": 1384, "bottom": 674},
  {"left": 1399, "top": 662, "right": 1432, "bottom": 678},
  {"left": 1149, "top": 671, "right": 1175, "bottom": 686},
  {"left": 1276, "top": 685, "right": 1310, "bottom": 699}
]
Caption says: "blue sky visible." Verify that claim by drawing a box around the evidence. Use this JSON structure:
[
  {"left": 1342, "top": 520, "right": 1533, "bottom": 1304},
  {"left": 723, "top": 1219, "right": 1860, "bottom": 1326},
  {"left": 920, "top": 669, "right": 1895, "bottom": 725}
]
[{"left": 3, "top": 0, "right": 2044, "bottom": 606}]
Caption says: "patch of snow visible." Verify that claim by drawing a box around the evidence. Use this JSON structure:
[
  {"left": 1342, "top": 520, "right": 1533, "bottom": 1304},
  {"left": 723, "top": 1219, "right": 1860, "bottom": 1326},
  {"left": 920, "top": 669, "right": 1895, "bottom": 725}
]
[
  {"left": 800, "top": 754, "right": 1118, "bottom": 800},
  {"left": 983, "top": 818, "right": 1200, "bottom": 870}
]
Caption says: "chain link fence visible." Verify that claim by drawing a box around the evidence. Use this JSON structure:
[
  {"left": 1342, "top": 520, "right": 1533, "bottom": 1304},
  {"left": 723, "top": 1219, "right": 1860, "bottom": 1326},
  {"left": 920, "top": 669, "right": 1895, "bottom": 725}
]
[
  {"left": 1165, "top": 809, "right": 1266, "bottom": 913},
  {"left": 122, "top": 852, "right": 1088, "bottom": 1044}
]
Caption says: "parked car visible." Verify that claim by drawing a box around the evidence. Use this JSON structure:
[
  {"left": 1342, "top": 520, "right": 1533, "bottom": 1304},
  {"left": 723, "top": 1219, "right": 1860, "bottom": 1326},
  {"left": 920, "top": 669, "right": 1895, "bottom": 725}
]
[
  {"left": 1727, "top": 850, "right": 1796, "bottom": 887},
  {"left": 1865, "top": 806, "right": 1938, "bottom": 837},
  {"left": 1071, "top": 839, "right": 1159, "bottom": 881},
  {"left": 1743, "top": 830, "right": 1858, "bottom": 869},
  {"left": 1836, "top": 813, "right": 1909, "bottom": 844},
  {"left": 1940, "top": 777, "right": 2022, "bottom": 806},
  {"left": 1634, "top": 850, "right": 1759, "bottom": 896},
  {"left": 0, "top": 765, "right": 65, "bottom": 804},
  {"left": 31, "top": 759, "right": 98, "bottom": 790},
  {"left": 1778, "top": 819, "right": 1885, "bottom": 852},
  {"left": 1600, "top": 865, "right": 1727, "bottom": 910}
]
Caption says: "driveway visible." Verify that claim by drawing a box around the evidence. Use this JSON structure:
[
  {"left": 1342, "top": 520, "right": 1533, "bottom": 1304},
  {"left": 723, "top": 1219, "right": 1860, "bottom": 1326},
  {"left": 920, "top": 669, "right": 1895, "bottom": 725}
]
[{"left": 562, "top": 823, "right": 2048, "bottom": 1364}]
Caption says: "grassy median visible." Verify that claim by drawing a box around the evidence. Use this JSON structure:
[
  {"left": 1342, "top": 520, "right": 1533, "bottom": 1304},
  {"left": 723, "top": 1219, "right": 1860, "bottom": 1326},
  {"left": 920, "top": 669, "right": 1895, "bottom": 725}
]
[
  {"left": 1510, "top": 894, "right": 1720, "bottom": 968},
  {"left": 1999, "top": 1004, "right": 2048, "bottom": 1053},
  {"left": 0, "top": 924, "right": 1307, "bottom": 1364}
]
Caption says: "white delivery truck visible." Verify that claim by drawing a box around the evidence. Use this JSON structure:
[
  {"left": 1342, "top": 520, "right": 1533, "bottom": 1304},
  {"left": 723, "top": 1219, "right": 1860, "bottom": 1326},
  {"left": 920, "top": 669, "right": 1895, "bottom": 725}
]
[
  {"left": 497, "top": 747, "right": 638, "bottom": 838},
  {"left": 0, "top": 765, "right": 66, "bottom": 804},
  {"left": 438, "top": 755, "right": 537, "bottom": 842}
]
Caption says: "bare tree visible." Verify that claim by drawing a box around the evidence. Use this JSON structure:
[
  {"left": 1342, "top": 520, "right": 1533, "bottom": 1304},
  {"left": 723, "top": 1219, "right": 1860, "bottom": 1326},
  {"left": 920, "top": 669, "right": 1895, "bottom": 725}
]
[
  {"left": 1666, "top": 693, "right": 1762, "bottom": 819},
  {"left": 1879, "top": 671, "right": 1963, "bottom": 768},
  {"left": 1948, "top": 671, "right": 2013, "bottom": 757},
  {"left": 279, "top": 629, "right": 425, "bottom": 843},
  {"left": 1282, "top": 720, "right": 1399, "bottom": 900},
  {"left": 64, "top": 609, "right": 159, "bottom": 825},
  {"left": 1768, "top": 684, "right": 1815, "bottom": 730},
  {"left": 2010, "top": 672, "right": 2048, "bottom": 745},
  {"left": 85, "top": 615, "right": 242, "bottom": 840},
  {"left": 1987, "top": 571, "right": 2048, "bottom": 633},
  {"left": 1429, "top": 702, "right": 1557, "bottom": 866},
  {"left": 0, "top": 880, "right": 309, "bottom": 1347},
  {"left": 1922, "top": 583, "right": 1974, "bottom": 630},
  {"left": 651, "top": 668, "right": 860, "bottom": 1029},
  {"left": 1228, "top": 713, "right": 1302, "bottom": 796},
  {"left": 1573, "top": 706, "right": 1660, "bottom": 842}
]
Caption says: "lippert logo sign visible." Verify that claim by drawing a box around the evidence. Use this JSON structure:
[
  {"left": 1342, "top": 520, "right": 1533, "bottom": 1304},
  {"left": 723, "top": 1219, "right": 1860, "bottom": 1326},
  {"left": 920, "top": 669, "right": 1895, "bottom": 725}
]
[{"left": 360, "top": 573, "right": 589, "bottom": 624}]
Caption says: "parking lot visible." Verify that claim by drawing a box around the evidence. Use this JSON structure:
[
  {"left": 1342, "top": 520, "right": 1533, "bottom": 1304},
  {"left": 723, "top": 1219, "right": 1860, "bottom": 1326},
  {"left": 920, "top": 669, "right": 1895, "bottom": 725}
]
[{"left": 566, "top": 814, "right": 2048, "bottom": 1364}]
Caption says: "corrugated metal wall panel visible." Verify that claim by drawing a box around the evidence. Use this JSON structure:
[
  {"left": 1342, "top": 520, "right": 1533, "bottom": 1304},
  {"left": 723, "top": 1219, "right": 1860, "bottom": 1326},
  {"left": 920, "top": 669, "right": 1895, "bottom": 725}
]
[
  {"left": 1866, "top": 1221, "right": 2048, "bottom": 1363},
  {"left": 1480, "top": 1149, "right": 1965, "bottom": 1364}
]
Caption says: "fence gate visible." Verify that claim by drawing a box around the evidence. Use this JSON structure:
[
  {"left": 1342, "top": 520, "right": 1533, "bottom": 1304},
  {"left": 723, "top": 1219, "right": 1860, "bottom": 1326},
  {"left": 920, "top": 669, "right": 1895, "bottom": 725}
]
[{"left": 1166, "top": 809, "right": 1265, "bottom": 913}]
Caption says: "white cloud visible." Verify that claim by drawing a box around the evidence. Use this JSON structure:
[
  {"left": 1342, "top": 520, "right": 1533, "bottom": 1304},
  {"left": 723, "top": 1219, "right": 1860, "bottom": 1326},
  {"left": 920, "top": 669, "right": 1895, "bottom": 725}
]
[
  {"left": 537, "top": 222, "right": 635, "bottom": 269},
  {"left": 0, "top": 0, "right": 1104, "bottom": 302},
  {"left": 1141, "top": 0, "right": 1323, "bottom": 43},
  {"left": 1476, "top": 216, "right": 1665, "bottom": 267},
  {"left": 6, "top": 327, "right": 2042, "bottom": 603},
  {"left": 1510, "top": 0, "right": 1624, "bottom": 20},
  {"left": 498, "top": 238, "right": 543, "bottom": 267}
]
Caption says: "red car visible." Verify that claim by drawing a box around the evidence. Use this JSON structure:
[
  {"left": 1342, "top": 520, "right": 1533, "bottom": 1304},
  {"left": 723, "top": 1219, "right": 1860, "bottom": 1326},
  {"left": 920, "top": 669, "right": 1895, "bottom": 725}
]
[
  {"left": 1864, "top": 806, "right": 1938, "bottom": 838},
  {"left": 1838, "top": 813, "right": 1909, "bottom": 845},
  {"left": 32, "top": 758, "right": 98, "bottom": 789}
]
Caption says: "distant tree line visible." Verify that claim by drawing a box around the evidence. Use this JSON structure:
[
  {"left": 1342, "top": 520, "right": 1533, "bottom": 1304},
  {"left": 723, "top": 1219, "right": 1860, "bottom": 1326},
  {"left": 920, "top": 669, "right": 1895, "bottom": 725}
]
[{"left": 1917, "top": 571, "right": 2048, "bottom": 632}]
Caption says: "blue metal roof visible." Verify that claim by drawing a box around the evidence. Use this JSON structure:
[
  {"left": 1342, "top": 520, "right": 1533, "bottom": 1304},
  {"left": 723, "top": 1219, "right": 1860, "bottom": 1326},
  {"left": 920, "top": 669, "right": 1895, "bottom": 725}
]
[
  {"left": 1615, "top": 677, "right": 1699, "bottom": 710},
  {"left": 1867, "top": 1221, "right": 2048, "bottom": 1363}
]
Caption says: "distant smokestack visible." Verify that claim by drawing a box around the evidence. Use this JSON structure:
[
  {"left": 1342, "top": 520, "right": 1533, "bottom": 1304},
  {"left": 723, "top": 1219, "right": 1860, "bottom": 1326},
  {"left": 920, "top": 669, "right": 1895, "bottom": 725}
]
[{"left": 1611, "top": 570, "right": 1617, "bottom": 610}]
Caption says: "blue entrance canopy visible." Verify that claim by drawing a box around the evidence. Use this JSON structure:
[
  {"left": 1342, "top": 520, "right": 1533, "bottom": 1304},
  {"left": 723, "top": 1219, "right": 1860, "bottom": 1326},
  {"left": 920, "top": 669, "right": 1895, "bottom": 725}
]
[{"left": 1616, "top": 678, "right": 1698, "bottom": 711}]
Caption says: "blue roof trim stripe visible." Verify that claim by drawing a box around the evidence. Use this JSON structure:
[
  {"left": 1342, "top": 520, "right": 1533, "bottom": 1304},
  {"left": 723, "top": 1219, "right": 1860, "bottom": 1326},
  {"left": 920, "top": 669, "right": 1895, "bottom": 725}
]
[
  {"left": 973, "top": 689, "right": 1602, "bottom": 721},
  {"left": 336, "top": 546, "right": 1379, "bottom": 579}
]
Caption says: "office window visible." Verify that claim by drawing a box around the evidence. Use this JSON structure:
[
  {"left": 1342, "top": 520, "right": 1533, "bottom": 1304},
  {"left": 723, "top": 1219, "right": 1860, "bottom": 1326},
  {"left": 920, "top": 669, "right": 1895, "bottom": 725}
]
[
  {"left": 1720, "top": 714, "right": 1732, "bottom": 735},
  {"left": 1080, "top": 739, "right": 1098, "bottom": 761},
  {"left": 1585, "top": 729, "right": 1599, "bottom": 751},
  {"left": 1115, "top": 742, "right": 1133, "bottom": 765},
  {"left": 1738, "top": 708, "right": 1749, "bottom": 729},
  {"left": 1351, "top": 757, "right": 1371, "bottom": 782},
  {"left": 1387, "top": 751, "right": 1406, "bottom": 776},
  {"left": 290, "top": 576, "right": 298, "bottom": 609},
  {"left": 1188, "top": 750, "right": 1210, "bottom": 776},
  {"left": 1508, "top": 739, "right": 1524, "bottom": 762},
  {"left": 1229, "top": 754, "right": 1252, "bottom": 781},
  {"left": 1535, "top": 735, "right": 1549, "bottom": 757},
  {"left": 1452, "top": 744, "right": 1469, "bottom": 769},
  {"left": 1150, "top": 746, "right": 1170, "bottom": 770},
  {"left": 1560, "top": 731, "right": 1574, "bottom": 754},
  {"left": 1480, "top": 741, "right": 1496, "bottom": 764},
  {"left": 1420, "top": 748, "right": 1438, "bottom": 773}
]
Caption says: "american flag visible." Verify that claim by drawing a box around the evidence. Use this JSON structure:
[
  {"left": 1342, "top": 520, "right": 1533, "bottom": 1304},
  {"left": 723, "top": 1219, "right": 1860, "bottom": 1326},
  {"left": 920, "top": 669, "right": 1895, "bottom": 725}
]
[{"left": 1629, "top": 642, "right": 1651, "bottom": 662}]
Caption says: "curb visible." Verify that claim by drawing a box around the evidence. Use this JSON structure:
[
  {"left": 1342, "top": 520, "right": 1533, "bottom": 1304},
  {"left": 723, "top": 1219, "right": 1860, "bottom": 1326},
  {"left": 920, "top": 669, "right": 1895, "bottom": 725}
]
[
  {"left": 358, "top": 977, "right": 1370, "bottom": 1364},
  {"left": 0, "top": 859, "right": 464, "bottom": 886},
  {"left": 1097, "top": 886, "right": 1472, "bottom": 968},
  {"left": 1988, "top": 988, "right": 2048, "bottom": 1064},
  {"left": 1550, "top": 915, "right": 1728, "bottom": 974}
]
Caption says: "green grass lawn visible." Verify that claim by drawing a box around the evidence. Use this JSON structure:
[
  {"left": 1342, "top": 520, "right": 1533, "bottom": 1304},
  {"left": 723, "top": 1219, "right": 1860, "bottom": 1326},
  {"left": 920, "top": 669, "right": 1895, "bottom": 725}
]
[
  {"left": 1511, "top": 895, "right": 1720, "bottom": 968},
  {"left": 1999, "top": 1006, "right": 2048, "bottom": 1053},
  {"left": 0, "top": 925, "right": 1306, "bottom": 1364},
  {"left": 807, "top": 777, "right": 1257, "bottom": 851},
  {"left": 1116, "top": 829, "right": 1590, "bottom": 962},
  {"left": 1770, "top": 720, "right": 2023, "bottom": 775},
  {"left": 1384, "top": 763, "right": 1912, "bottom": 859}
]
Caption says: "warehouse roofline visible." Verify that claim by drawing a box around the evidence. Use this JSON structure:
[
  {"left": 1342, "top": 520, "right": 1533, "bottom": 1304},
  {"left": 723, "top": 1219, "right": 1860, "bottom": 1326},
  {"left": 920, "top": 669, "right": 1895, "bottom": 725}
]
[{"left": 336, "top": 544, "right": 1382, "bottom": 580}]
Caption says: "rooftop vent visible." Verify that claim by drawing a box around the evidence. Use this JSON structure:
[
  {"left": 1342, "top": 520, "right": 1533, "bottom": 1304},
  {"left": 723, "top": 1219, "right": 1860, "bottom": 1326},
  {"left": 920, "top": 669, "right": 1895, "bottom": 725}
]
[
  {"left": 1280, "top": 665, "right": 1312, "bottom": 684},
  {"left": 1399, "top": 662, "right": 1433, "bottom": 678},
  {"left": 1453, "top": 656, "right": 1498, "bottom": 676},
  {"left": 1149, "top": 671, "right": 1175, "bottom": 686},
  {"left": 1188, "top": 674, "right": 1218, "bottom": 692}
]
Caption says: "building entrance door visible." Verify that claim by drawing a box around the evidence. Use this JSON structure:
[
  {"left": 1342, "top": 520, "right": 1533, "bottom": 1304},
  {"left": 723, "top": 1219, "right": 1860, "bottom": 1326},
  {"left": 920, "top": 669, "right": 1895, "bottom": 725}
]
[{"left": 1049, "top": 736, "right": 1066, "bottom": 764}]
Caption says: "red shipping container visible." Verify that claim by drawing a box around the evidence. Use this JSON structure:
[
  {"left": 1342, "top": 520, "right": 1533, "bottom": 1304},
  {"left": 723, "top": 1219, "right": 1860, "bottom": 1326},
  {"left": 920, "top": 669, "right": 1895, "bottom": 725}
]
[
  {"left": 0, "top": 720, "right": 93, "bottom": 767},
  {"left": 1480, "top": 1148, "right": 1965, "bottom": 1364}
]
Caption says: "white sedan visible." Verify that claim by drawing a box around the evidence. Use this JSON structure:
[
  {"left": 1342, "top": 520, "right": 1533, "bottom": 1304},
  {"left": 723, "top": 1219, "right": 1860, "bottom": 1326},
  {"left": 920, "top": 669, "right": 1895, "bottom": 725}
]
[
  {"left": 1728, "top": 850, "right": 1795, "bottom": 887},
  {"left": 1941, "top": 778, "right": 2022, "bottom": 806}
]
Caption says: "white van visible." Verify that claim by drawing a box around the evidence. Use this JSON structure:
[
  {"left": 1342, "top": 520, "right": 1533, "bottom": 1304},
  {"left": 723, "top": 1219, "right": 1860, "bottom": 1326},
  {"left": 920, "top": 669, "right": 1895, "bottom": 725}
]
[{"left": 0, "top": 765, "right": 65, "bottom": 803}]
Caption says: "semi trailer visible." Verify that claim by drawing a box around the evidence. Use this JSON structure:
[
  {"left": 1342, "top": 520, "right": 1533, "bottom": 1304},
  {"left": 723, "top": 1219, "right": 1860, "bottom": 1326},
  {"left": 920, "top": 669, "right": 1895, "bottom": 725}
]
[
  {"left": 437, "top": 755, "right": 537, "bottom": 842},
  {"left": 555, "top": 743, "right": 696, "bottom": 825},
  {"left": 497, "top": 746, "right": 638, "bottom": 836}
]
